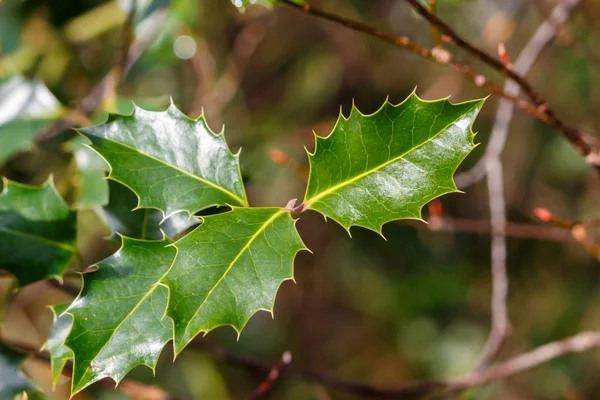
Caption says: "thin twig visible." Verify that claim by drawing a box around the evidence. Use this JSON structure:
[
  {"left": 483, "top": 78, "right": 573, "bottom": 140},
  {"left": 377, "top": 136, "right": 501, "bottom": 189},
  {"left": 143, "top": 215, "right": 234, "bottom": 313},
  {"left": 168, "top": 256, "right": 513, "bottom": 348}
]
[
  {"left": 195, "top": 332, "right": 600, "bottom": 399},
  {"left": 467, "top": 0, "right": 582, "bottom": 370},
  {"left": 411, "top": 217, "right": 572, "bottom": 242},
  {"left": 400, "top": 0, "right": 599, "bottom": 172},
  {"left": 245, "top": 351, "right": 292, "bottom": 400},
  {"left": 279, "top": 0, "right": 599, "bottom": 174},
  {"left": 277, "top": 0, "right": 545, "bottom": 122}
]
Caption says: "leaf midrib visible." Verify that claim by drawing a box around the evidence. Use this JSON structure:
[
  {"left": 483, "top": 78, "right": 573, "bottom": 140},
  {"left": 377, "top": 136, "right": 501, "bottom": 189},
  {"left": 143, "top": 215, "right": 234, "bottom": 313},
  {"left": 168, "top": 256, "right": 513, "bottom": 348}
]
[
  {"left": 179, "top": 208, "right": 286, "bottom": 344},
  {"left": 92, "top": 139, "right": 249, "bottom": 207},
  {"left": 304, "top": 103, "right": 478, "bottom": 206}
]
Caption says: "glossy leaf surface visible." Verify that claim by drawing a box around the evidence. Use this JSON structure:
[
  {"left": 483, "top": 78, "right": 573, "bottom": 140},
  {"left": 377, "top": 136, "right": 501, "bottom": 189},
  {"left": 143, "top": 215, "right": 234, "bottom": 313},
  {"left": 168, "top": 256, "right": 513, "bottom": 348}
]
[
  {"left": 0, "top": 179, "right": 77, "bottom": 286},
  {"left": 64, "top": 237, "right": 175, "bottom": 393},
  {"left": 304, "top": 94, "right": 484, "bottom": 232},
  {"left": 56, "top": 207, "right": 304, "bottom": 394},
  {"left": 165, "top": 207, "right": 306, "bottom": 353},
  {"left": 80, "top": 104, "right": 248, "bottom": 218}
]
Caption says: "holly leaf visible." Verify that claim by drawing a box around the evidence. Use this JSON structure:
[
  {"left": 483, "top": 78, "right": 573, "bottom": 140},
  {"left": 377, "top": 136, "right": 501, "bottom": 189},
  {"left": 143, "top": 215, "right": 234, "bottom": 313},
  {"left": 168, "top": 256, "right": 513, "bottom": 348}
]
[
  {"left": 57, "top": 207, "right": 305, "bottom": 394},
  {"left": 64, "top": 237, "right": 175, "bottom": 393},
  {"left": 43, "top": 304, "right": 73, "bottom": 387},
  {"left": 80, "top": 104, "right": 248, "bottom": 218},
  {"left": 0, "top": 341, "right": 35, "bottom": 399},
  {"left": 164, "top": 207, "right": 306, "bottom": 353},
  {"left": 103, "top": 180, "right": 200, "bottom": 240},
  {"left": 303, "top": 93, "right": 484, "bottom": 233},
  {"left": 0, "top": 179, "right": 77, "bottom": 286}
]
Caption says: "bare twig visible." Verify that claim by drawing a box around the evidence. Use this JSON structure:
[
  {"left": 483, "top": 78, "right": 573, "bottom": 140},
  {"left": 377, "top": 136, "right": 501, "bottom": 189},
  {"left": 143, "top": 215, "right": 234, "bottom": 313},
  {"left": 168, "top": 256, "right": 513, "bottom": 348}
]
[
  {"left": 38, "top": 6, "right": 168, "bottom": 142},
  {"left": 456, "top": 0, "right": 583, "bottom": 188},
  {"left": 195, "top": 332, "right": 600, "bottom": 398},
  {"left": 245, "top": 351, "right": 292, "bottom": 400},
  {"left": 412, "top": 217, "right": 572, "bottom": 242},
  {"left": 277, "top": 0, "right": 545, "bottom": 122},
  {"left": 279, "top": 0, "right": 599, "bottom": 174}
]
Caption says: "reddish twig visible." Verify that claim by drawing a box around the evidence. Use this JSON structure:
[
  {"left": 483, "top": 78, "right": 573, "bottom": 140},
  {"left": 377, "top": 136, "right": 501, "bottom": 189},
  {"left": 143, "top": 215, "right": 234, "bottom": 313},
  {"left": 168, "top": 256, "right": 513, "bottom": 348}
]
[
  {"left": 245, "top": 351, "right": 292, "bottom": 400},
  {"left": 277, "top": 0, "right": 545, "bottom": 123},
  {"left": 400, "top": 0, "right": 599, "bottom": 173},
  {"left": 405, "top": 217, "right": 572, "bottom": 242}
]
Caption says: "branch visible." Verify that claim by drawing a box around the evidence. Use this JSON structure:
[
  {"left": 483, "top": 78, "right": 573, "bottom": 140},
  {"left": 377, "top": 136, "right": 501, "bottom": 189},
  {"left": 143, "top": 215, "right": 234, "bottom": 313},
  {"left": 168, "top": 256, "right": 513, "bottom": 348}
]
[
  {"left": 279, "top": 0, "right": 600, "bottom": 175},
  {"left": 245, "top": 351, "right": 292, "bottom": 400},
  {"left": 277, "top": 0, "right": 544, "bottom": 123},
  {"left": 400, "top": 0, "right": 599, "bottom": 173},
  {"left": 195, "top": 332, "right": 600, "bottom": 398},
  {"left": 39, "top": 6, "right": 169, "bottom": 141}
]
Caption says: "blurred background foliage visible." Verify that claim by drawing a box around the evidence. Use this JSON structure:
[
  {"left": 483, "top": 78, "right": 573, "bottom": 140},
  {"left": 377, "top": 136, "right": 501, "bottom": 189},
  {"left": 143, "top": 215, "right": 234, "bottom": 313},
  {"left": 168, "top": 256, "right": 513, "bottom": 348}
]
[{"left": 1, "top": 0, "right": 600, "bottom": 399}]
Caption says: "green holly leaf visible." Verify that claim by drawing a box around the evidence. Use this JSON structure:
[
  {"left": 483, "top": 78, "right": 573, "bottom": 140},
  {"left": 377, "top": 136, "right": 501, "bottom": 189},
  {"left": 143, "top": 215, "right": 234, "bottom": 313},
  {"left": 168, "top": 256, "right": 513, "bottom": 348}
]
[
  {"left": 43, "top": 304, "right": 73, "bottom": 387},
  {"left": 80, "top": 104, "right": 248, "bottom": 218},
  {"left": 164, "top": 207, "right": 306, "bottom": 353},
  {"left": 0, "top": 179, "right": 77, "bottom": 286},
  {"left": 103, "top": 180, "right": 200, "bottom": 240},
  {"left": 57, "top": 207, "right": 305, "bottom": 394},
  {"left": 303, "top": 93, "right": 484, "bottom": 233},
  {"left": 0, "top": 341, "right": 35, "bottom": 399},
  {"left": 64, "top": 237, "right": 175, "bottom": 393}
]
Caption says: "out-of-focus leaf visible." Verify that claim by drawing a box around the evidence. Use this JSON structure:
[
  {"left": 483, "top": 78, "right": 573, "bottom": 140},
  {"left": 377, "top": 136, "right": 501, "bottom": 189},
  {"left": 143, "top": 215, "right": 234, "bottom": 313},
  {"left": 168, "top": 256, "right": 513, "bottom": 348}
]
[
  {"left": 43, "top": 304, "right": 73, "bottom": 387},
  {"left": 303, "top": 93, "right": 484, "bottom": 233},
  {"left": 65, "top": 136, "right": 110, "bottom": 208},
  {"left": 0, "top": 76, "right": 63, "bottom": 164},
  {"left": 103, "top": 180, "right": 200, "bottom": 240},
  {"left": 80, "top": 104, "right": 248, "bottom": 218},
  {"left": 231, "top": 0, "right": 305, "bottom": 9},
  {"left": 0, "top": 179, "right": 77, "bottom": 286},
  {"left": 0, "top": 341, "right": 35, "bottom": 399},
  {"left": 63, "top": 237, "right": 175, "bottom": 394}
]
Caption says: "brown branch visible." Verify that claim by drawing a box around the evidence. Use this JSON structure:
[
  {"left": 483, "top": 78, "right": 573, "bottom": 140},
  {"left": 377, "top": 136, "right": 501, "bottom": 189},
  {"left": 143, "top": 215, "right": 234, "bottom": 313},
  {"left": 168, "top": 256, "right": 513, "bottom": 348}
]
[
  {"left": 404, "top": 217, "right": 572, "bottom": 242},
  {"left": 5, "top": 340, "right": 184, "bottom": 400},
  {"left": 195, "top": 332, "right": 600, "bottom": 398},
  {"left": 277, "top": 0, "right": 546, "bottom": 123},
  {"left": 400, "top": 0, "right": 599, "bottom": 172},
  {"left": 279, "top": 0, "right": 600, "bottom": 174},
  {"left": 245, "top": 351, "right": 292, "bottom": 400}
]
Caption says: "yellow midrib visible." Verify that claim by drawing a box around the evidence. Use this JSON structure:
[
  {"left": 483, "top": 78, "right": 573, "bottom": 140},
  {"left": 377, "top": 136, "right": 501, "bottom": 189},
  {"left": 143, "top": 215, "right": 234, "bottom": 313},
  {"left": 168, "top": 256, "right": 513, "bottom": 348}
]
[
  {"left": 100, "top": 139, "right": 248, "bottom": 207},
  {"left": 304, "top": 109, "right": 475, "bottom": 207},
  {"left": 180, "top": 208, "right": 286, "bottom": 340}
]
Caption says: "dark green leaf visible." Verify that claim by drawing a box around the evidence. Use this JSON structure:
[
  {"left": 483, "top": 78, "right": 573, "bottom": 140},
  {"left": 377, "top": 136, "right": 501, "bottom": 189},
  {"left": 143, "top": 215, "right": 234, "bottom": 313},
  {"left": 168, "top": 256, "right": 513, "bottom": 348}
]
[
  {"left": 0, "top": 179, "right": 77, "bottom": 286},
  {"left": 64, "top": 237, "right": 175, "bottom": 393},
  {"left": 80, "top": 104, "right": 248, "bottom": 218},
  {"left": 303, "top": 94, "right": 484, "bottom": 233}
]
